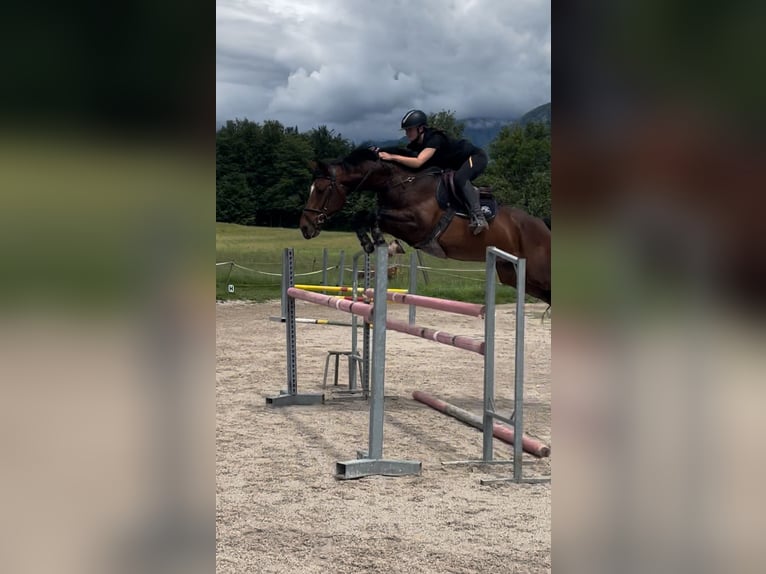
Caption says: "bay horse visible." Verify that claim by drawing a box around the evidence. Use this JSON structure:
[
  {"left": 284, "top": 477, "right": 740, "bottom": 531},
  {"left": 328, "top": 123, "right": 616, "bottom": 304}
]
[{"left": 299, "top": 148, "right": 551, "bottom": 304}]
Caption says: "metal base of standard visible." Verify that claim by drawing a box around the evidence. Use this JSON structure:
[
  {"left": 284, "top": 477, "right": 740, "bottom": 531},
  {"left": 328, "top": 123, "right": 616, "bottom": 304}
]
[
  {"left": 335, "top": 458, "right": 422, "bottom": 480},
  {"left": 325, "top": 388, "right": 368, "bottom": 400},
  {"left": 480, "top": 477, "right": 550, "bottom": 485},
  {"left": 441, "top": 459, "right": 549, "bottom": 484},
  {"left": 265, "top": 390, "right": 325, "bottom": 406}
]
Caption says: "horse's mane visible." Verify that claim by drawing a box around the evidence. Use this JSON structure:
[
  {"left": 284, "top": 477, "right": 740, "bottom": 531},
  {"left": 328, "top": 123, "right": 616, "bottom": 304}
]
[
  {"left": 321, "top": 146, "right": 427, "bottom": 175},
  {"left": 339, "top": 147, "right": 379, "bottom": 168},
  {"left": 316, "top": 147, "right": 379, "bottom": 173},
  {"left": 345, "top": 146, "right": 431, "bottom": 174}
]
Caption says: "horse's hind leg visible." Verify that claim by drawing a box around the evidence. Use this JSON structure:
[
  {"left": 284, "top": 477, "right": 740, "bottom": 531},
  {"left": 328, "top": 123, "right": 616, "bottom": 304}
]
[
  {"left": 495, "top": 260, "right": 518, "bottom": 293},
  {"left": 526, "top": 252, "right": 551, "bottom": 305},
  {"left": 496, "top": 260, "right": 551, "bottom": 304}
]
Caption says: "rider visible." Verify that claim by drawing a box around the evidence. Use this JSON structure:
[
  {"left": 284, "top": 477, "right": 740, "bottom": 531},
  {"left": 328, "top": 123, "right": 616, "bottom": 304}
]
[{"left": 377, "top": 109, "right": 489, "bottom": 234}]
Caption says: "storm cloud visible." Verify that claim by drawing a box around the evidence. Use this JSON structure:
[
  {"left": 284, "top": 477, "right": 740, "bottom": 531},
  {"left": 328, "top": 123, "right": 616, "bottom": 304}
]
[{"left": 216, "top": 0, "right": 550, "bottom": 142}]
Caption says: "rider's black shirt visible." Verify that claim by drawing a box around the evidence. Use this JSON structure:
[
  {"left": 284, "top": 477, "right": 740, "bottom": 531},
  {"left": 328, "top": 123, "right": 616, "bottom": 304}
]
[{"left": 407, "top": 127, "right": 480, "bottom": 170}]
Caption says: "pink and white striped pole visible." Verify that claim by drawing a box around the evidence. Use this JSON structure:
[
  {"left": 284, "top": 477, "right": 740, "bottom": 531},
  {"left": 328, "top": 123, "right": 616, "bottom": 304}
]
[
  {"left": 288, "top": 288, "right": 484, "bottom": 354},
  {"left": 384, "top": 317, "right": 485, "bottom": 354},
  {"left": 287, "top": 287, "right": 374, "bottom": 320},
  {"left": 413, "top": 390, "right": 550, "bottom": 458},
  {"left": 365, "top": 289, "right": 485, "bottom": 318}
]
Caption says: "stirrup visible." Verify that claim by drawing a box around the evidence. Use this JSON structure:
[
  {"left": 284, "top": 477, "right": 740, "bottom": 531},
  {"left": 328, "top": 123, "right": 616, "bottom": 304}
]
[{"left": 469, "top": 215, "right": 488, "bottom": 235}]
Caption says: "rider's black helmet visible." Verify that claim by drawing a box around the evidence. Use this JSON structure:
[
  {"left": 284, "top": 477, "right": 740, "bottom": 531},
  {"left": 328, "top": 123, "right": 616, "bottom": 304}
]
[{"left": 400, "top": 109, "right": 428, "bottom": 129}]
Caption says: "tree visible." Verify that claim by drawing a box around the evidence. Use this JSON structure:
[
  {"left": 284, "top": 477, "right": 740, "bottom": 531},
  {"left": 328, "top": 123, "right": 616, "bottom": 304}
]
[
  {"left": 216, "top": 120, "right": 358, "bottom": 227},
  {"left": 259, "top": 134, "right": 314, "bottom": 227},
  {"left": 483, "top": 122, "right": 550, "bottom": 219},
  {"left": 428, "top": 109, "right": 465, "bottom": 139},
  {"left": 216, "top": 173, "right": 255, "bottom": 224},
  {"left": 303, "top": 126, "right": 353, "bottom": 161}
]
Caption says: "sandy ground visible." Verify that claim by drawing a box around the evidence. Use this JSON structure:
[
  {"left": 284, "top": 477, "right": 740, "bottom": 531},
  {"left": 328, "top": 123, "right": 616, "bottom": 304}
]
[{"left": 216, "top": 299, "right": 551, "bottom": 573}]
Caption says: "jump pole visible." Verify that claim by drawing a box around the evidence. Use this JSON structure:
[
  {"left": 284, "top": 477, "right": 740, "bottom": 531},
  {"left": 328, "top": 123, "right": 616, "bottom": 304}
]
[
  {"left": 287, "top": 289, "right": 485, "bottom": 355},
  {"left": 295, "top": 284, "right": 407, "bottom": 294},
  {"left": 365, "top": 290, "right": 485, "bottom": 317},
  {"left": 412, "top": 390, "right": 550, "bottom": 458},
  {"left": 268, "top": 316, "right": 354, "bottom": 328}
]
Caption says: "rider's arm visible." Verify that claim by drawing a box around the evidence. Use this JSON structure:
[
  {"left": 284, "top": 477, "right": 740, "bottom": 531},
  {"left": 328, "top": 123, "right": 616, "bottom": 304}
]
[{"left": 379, "top": 147, "right": 436, "bottom": 168}]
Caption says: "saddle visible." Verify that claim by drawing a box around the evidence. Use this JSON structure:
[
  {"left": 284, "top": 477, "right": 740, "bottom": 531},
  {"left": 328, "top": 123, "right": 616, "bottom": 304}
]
[
  {"left": 435, "top": 170, "right": 498, "bottom": 221},
  {"left": 408, "top": 170, "right": 499, "bottom": 257}
]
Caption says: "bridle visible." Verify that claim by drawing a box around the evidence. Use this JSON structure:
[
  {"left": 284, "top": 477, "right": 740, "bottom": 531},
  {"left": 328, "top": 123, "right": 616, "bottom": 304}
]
[{"left": 302, "top": 165, "right": 373, "bottom": 225}]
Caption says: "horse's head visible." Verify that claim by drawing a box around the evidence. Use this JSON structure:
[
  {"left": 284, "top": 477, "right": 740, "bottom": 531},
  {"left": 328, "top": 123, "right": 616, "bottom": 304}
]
[
  {"left": 299, "top": 148, "right": 384, "bottom": 239},
  {"left": 299, "top": 160, "right": 350, "bottom": 239}
]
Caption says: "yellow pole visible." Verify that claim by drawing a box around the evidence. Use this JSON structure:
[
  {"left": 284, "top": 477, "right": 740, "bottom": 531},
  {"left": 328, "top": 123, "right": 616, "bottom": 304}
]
[{"left": 294, "top": 285, "right": 408, "bottom": 293}]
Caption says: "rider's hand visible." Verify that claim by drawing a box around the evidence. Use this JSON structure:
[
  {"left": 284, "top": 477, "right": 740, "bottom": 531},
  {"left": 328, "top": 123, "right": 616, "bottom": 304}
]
[{"left": 378, "top": 151, "right": 393, "bottom": 161}]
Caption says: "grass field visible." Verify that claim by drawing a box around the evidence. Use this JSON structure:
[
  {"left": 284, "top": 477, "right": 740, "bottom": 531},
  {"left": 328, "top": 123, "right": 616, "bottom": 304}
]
[{"left": 215, "top": 223, "right": 520, "bottom": 304}]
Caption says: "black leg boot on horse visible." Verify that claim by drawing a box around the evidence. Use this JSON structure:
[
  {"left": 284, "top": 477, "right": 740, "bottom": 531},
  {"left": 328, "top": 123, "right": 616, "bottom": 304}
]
[{"left": 461, "top": 181, "right": 488, "bottom": 235}]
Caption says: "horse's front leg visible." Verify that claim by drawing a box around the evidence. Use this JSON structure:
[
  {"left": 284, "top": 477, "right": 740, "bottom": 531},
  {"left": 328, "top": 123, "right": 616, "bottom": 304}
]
[
  {"left": 352, "top": 210, "right": 378, "bottom": 254},
  {"left": 370, "top": 220, "right": 387, "bottom": 248},
  {"left": 355, "top": 228, "right": 375, "bottom": 255}
]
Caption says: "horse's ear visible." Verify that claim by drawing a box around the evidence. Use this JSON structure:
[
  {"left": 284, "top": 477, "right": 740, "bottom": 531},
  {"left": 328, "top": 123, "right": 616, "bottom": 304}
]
[{"left": 309, "top": 160, "right": 329, "bottom": 175}]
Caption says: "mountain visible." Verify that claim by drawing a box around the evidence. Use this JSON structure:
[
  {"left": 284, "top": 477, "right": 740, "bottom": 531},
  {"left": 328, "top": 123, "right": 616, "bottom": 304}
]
[
  {"left": 517, "top": 102, "right": 551, "bottom": 125},
  {"left": 462, "top": 103, "right": 550, "bottom": 148},
  {"left": 461, "top": 117, "right": 516, "bottom": 149}
]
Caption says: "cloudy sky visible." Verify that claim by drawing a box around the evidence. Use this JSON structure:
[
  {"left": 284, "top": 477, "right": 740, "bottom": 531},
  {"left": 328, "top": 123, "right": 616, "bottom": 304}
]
[{"left": 216, "top": 0, "right": 550, "bottom": 142}]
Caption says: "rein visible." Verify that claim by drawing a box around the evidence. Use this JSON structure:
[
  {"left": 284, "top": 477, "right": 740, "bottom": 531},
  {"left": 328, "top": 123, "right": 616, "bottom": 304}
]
[{"left": 388, "top": 168, "right": 442, "bottom": 189}]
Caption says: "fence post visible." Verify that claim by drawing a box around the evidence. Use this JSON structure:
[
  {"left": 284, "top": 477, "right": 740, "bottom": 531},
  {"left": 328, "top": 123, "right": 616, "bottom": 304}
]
[
  {"left": 416, "top": 250, "right": 429, "bottom": 285},
  {"left": 321, "top": 248, "right": 329, "bottom": 293},
  {"left": 337, "top": 250, "right": 345, "bottom": 286},
  {"left": 408, "top": 251, "right": 417, "bottom": 325}
]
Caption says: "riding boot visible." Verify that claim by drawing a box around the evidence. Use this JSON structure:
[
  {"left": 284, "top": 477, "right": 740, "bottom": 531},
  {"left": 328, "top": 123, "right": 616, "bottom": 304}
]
[{"left": 462, "top": 181, "right": 488, "bottom": 234}]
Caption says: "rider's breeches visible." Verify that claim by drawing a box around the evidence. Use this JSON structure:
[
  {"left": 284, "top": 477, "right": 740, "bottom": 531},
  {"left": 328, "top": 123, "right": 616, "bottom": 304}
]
[{"left": 454, "top": 149, "right": 489, "bottom": 189}]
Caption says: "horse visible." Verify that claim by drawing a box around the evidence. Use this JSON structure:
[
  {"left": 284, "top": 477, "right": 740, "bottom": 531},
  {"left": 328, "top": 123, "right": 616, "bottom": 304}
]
[
  {"left": 387, "top": 238, "right": 406, "bottom": 257},
  {"left": 299, "top": 148, "right": 551, "bottom": 304}
]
